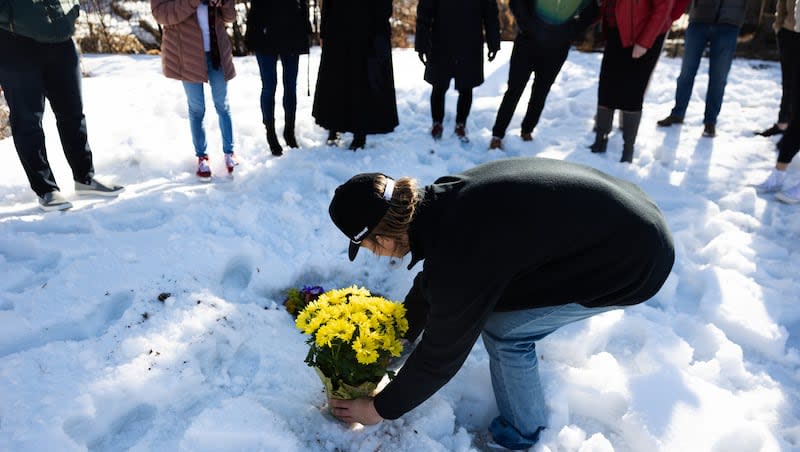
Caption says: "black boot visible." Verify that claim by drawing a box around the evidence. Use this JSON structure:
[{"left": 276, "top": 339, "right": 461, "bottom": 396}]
[
  {"left": 620, "top": 110, "right": 642, "bottom": 163},
  {"left": 283, "top": 118, "right": 298, "bottom": 148},
  {"left": 266, "top": 121, "right": 283, "bottom": 156},
  {"left": 589, "top": 106, "right": 613, "bottom": 153},
  {"left": 349, "top": 132, "right": 366, "bottom": 150}
]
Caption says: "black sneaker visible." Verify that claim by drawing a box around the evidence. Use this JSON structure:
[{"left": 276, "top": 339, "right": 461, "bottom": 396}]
[
  {"left": 657, "top": 115, "right": 684, "bottom": 127},
  {"left": 38, "top": 191, "right": 73, "bottom": 211},
  {"left": 702, "top": 123, "right": 716, "bottom": 138},
  {"left": 75, "top": 178, "right": 125, "bottom": 196},
  {"left": 756, "top": 124, "right": 785, "bottom": 137}
]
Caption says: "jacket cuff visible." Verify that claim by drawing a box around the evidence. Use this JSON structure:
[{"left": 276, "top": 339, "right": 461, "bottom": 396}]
[{"left": 373, "top": 393, "right": 402, "bottom": 420}]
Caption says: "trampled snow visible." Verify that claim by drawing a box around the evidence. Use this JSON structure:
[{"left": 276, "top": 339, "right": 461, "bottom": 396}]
[{"left": 1, "top": 44, "right": 799, "bottom": 451}]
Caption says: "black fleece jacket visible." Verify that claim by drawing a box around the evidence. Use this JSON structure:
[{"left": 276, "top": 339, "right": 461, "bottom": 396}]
[{"left": 373, "top": 157, "right": 675, "bottom": 420}]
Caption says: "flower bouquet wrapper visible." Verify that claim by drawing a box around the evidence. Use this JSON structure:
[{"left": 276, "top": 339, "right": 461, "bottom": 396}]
[{"left": 313, "top": 366, "right": 379, "bottom": 400}]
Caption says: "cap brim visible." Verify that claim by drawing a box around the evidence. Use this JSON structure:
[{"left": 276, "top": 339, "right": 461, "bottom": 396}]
[{"left": 348, "top": 241, "right": 360, "bottom": 261}]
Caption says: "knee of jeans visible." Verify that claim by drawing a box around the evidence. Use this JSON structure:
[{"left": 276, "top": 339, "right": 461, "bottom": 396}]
[
  {"left": 212, "top": 99, "right": 230, "bottom": 114},
  {"left": 187, "top": 102, "right": 205, "bottom": 118},
  {"left": 482, "top": 331, "right": 537, "bottom": 359}
]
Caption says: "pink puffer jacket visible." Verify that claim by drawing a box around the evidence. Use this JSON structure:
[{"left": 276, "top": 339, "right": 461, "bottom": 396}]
[{"left": 151, "top": 0, "right": 236, "bottom": 82}]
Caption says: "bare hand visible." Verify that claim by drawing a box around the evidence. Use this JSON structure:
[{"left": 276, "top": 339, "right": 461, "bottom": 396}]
[
  {"left": 632, "top": 44, "right": 647, "bottom": 59},
  {"left": 328, "top": 397, "right": 383, "bottom": 425}
]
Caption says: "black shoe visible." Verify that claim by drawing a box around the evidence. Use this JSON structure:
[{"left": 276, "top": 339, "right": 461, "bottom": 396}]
[
  {"left": 756, "top": 124, "right": 785, "bottom": 137},
  {"left": 702, "top": 123, "right": 716, "bottom": 138},
  {"left": 656, "top": 115, "right": 684, "bottom": 127},
  {"left": 326, "top": 130, "right": 340, "bottom": 147},
  {"left": 520, "top": 131, "right": 533, "bottom": 141},
  {"left": 349, "top": 133, "right": 366, "bottom": 150}
]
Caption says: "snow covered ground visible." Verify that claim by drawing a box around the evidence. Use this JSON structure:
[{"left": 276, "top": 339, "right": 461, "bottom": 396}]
[{"left": 1, "top": 44, "right": 799, "bottom": 451}]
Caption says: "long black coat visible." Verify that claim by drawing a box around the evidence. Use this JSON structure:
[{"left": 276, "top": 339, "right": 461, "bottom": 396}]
[
  {"left": 415, "top": 0, "right": 501, "bottom": 90},
  {"left": 245, "top": 0, "right": 311, "bottom": 55},
  {"left": 312, "top": 0, "right": 398, "bottom": 134}
]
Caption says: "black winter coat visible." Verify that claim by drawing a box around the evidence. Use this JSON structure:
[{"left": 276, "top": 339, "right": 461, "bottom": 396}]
[
  {"left": 312, "top": 0, "right": 398, "bottom": 134},
  {"left": 245, "top": 0, "right": 311, "bottom": 55},
  {"left": 689, "top": 0, "right": 746, "bottom": 27},
  {"left": 415, "top": 0, "right": 501, "bottom": 90},
  {"left": 372, "top": 157, "right": 675, "bottom": 420},
  {"left": 511, "top": 0, "right": 599, "bottom": 48}
]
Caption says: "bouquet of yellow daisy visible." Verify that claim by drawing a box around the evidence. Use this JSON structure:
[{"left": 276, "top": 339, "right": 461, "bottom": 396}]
[{"left": 295, "top": 286, "right": 409, "bottom": 400}]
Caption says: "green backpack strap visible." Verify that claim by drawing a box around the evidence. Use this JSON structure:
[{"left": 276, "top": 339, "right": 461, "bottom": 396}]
[{"left": 1, "top": 0, "right": 80, "bottom": 43}]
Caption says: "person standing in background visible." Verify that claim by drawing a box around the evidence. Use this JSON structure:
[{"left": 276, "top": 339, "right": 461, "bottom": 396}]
[
  {"left": 0, "top": 0, "right": 124, "bottom": 211},
  {"left": 752, "top": 0, "right": 800, "bottom": 203},
  {"left": 246, "top": 0, "right": 312, "bottom": 157},
  {"left": 755, "top": 0, "right": 798, "bottom": 137},
  {"left": 655, "top": 0, "right": 747, "bottom": 138},
  {"left": 588, "top": 0, "right": 673, "bottom": 163},
  {"left": 488, "top": 0, "right": 599, "bottom": 150},
  {"left": 415, "top": 0, "right": 501, "bottom": 144},
  {"left": 152, "top": 0, "right": 238, "bottom": 181},
  {"left": 312, "top": 0, "right": 398, "bottom": 151}
]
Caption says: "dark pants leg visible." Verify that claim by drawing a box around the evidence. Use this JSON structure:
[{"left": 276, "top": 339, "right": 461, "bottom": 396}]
[
  {"left": 430, "top": 82, "right": 447, "bottom": 124},
  {"left": 455, "top": 89, "right": 473, "bottom": 124},
  {"left": 280, "top": 53, "right": 300, "bottom": 124},
  {"left": 0, "top": 39, "right": 92, "bottom": 196},
  {"left": 255, "top": 52, "right": 279, "bottom": 125},
  {"left": 671, "top": 22, "right": 708, "bottom": 118},
  {"left": 492, "top": 36, "right": 567, "bottom": 138},
  {"left": 778, "top": 48, "right": 800, "bottom": 164},
  {"left": 492, "top": 38, "right": 535, "bottom": 138},
  {"left": 703, "top": 24, "right": 739, "bottom": 125},
  {"left": 777, "top": 29, "right": 799, "bottom": 124},
  {"left": 520, "top": 46, "right": 569, "bottom": 134}
]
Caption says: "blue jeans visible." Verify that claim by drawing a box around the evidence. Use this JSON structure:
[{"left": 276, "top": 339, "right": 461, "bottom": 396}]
[
  {"left": 481, "top": 303, "right": 619, "bottom": 450},
  {"left": 670, "top": 22, "right": 740, "bottom": 125},
  {"left": 181, "top": 52, "right": 233, "bottom": 157},
  {"left": 254, "top": 52, "right": 299, "bottom": 125}
]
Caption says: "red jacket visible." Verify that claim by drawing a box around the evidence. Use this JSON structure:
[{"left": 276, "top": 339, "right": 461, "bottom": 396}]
[{"left": 603, "top": 0, "right": 674, "bottom": 49}]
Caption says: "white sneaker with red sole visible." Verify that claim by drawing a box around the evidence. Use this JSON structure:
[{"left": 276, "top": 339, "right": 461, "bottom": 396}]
[
  {"left": 224, "top": 153, "right": 239, "bottom": 174},
  {"left": 196, "top": 155, "right": 211, "bottom": 181}
]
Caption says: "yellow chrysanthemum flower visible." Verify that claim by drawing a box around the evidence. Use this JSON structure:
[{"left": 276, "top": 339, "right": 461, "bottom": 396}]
[
  {"left": 386, "top": 339, "right": 403, "bottom": 357},
  {"left": 355, "top": 347, "right": 379, "bottom": 364}
]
